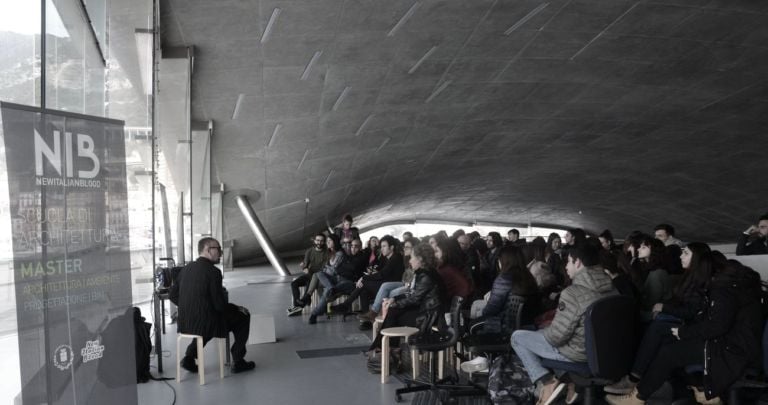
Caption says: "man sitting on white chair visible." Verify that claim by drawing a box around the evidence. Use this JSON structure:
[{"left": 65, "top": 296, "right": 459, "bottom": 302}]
[{"left": 170, "top": 237, "right": 255, "bottom": 374}]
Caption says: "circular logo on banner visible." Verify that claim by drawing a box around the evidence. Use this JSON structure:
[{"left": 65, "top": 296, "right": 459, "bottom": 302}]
[{"left": 53, "top": 344, "right": 74, "bottom": 371}]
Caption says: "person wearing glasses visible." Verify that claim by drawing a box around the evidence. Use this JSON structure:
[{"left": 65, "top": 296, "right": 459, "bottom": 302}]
[{"left": 170, "top": 237, "right": 255, "bottom": 374}]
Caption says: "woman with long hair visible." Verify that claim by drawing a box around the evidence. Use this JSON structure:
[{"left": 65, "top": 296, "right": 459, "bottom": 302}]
[
  {"left": 606, "top": 247, "right": 763, "bottom": 405},
  {"left": 470, "top": 245, "right": 540, "bottom": 330},
  {"left": 545, "top": 233, "right": 566, "bottom": 288},
  {"left": 359, "top": 239, "right": 419, "bottom": 322},
  {"left": 368, "top": 243, "right": 447, "bottom": 353},
  {"left": 605, "top": 242, "right": 712, "bottom": 395},
  {"left": 435, "top": 238, "right": 473, "bottom": 300},
  {"left": 630, "top": 234, "right": 673, "bottom": 320}
]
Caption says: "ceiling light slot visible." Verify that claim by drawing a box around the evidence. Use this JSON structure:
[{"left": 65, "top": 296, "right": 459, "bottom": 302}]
[
  {"left": 425, "top": 80, "right": 452, "bottom": 103},
  {"left": 355, "top": 114, "right": 375, "bottom": 136},
  {"left": 297, "top": 149, "right": 310, "bottom": 170},
  {"left": 322, "top": 169, "right": 334, "bottom": 189},
  {"left": 375, "top": 137, "right": 391, "bottom": 153},
  {"left": 388, "top": 2, "right": 421, "bottom": 37},
  {"left": 231, "top": 93, "right": 245, "bottom": 120},
  {"left": 504, "top": 3, "right": 548, "bottom": 35},
  {"left": 332, "top": 86, "right": 352, "bottom": 111},
  {"left": 301, "top": 51, "right": 323, "bottom": 80},
  {"left": 261, "top": 8, "right": 281, "bottom": 44},
  {"left": 267, "top": 123, "right": 282, "bottom": 148},
  {"left": 409, "top": 46, "right": 438, "bottom": 74}
]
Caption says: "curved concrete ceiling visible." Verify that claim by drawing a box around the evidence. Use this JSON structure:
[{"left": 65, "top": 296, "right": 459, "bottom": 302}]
[{"left": 160, "top": 0, "right": 768, "bottom": 263}]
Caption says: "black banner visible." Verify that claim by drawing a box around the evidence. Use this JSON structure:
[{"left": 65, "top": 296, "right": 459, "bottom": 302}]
[{"left": 1, "top": 102, "right": 137, "bottom": 405}]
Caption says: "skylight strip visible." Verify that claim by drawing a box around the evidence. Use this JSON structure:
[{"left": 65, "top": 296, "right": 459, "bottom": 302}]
[
  {"left": 409, "top": 46, "right": 438, "bottom": 74},
  {"left": 301, "top": 51, "right": 323, "bottom": 80},
  {"left": 388, "top": 2, "right": 421, "bottom": 37},
  {"left": 261, "top": 8, "right": 281, "bottom": 44},
  {"left": 504, "top": 3, "right": 549, "bottom": 35}
]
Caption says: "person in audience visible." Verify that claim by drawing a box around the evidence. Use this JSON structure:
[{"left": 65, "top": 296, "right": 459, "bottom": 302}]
[
  {"left": 402, "top": 231, "right": 414, "bottom": 244},
  {"left": 736, "top": 213, "right": 768, "bottom": 255},
  {"left": 605, "top": 254, "right": 763, "bottom": 405},
  {"left": 630, "top": 234, "right": 673, "bottom": 321},
  {"left": 332, "top": 213, "right": 360, "bottom": 250},
  {"left": 364, "top": 236, "right": 380, "bottom": 267},
  {"left": 470, "top": 245, "right": 540, "bottom": 330},
  {"left": 546, "top": 233, "right": 565, "bottom": 288},
  {"left": 308, "top": 238, "right": 367, "bottom": 324},
  {"left": 601, "top": 249, "right": 637, "bottom": 301},
  {"left": 287, "top": 233, "right": 330, "bottom": 315},
  {"left": 459, "top": 234, "right": 484, "bottom": 298},
  {"left": 292, "top": 234, "right": 343, "bottom": 311},
  {"left": 358, "top": 239, "right": 418, "bottom": 323},
  {"left": 605, "top": 242, "right": 713, "bottom": 395},
  {"left": 367, "top": 243, "right": 447, "bottom": 355},
  {"left": 171, "top": 237, "right": 255, "bottom": 374},
  {"left": 452, "top": 228, "right": 466, "bottom": 239},
  {"left": 564, "top": 228, "right": 586, "bottom": 248},
  {"left": 653, "top": 223, "right": 684, "bottom": 247},
  {"left": 435, "top": 238, "right": 473, "bottom": 301},
  {"left": 598, "top": 229, "right": 619, "bottom": 253},
  {"left": 507, "top": 228, "right": 527, "bottom": 247},
  {"left": 511, "top": 239, "right": 616, "bottom": 405},
  {"left": 332, "top": 235, "right": 404, "bottom": 330},
  {"left": 482, "top": 232, "right": 503, "bottom": 275},
  {"left": 525, "top": 237, "right": 556, "bottom": 292}
]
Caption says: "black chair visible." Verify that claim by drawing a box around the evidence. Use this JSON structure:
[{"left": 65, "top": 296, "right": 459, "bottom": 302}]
[
  {"left": 540, "top": 294, "right": 636, "bottom": 405},
  {"left": 395, "top": 296, "right": 487, "bottom": 403},
  {"left": 463, "top": 293, "right": 526, "bottom": 356}
]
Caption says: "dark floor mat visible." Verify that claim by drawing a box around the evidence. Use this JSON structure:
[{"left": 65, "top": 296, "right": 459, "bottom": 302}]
[{"left": 296, "top": 345, "right": 369, "bottom": 359}]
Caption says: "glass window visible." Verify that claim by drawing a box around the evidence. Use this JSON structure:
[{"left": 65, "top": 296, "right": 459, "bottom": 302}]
[{"left": 0, "top": 0, "right": 42, "bottom": 105}]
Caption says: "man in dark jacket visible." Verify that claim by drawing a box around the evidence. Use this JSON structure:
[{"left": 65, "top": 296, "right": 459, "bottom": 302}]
[
  {"left": 736, "top": 213, "right": 768, "bottom": 255},
  {"left": 307, "top": 239, "right": 367, "bottom": 324},
  {"left": 358, "top": 236, "right": 404, "bottom": 311},
  {"left": 331, "top": 236, "right": 405, "bottom": 330},
  {"left": 170, "top": 237, "right": 255, "bottom": 374}
]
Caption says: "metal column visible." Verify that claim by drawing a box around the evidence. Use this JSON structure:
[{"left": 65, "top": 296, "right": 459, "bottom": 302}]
[{"left": 235, "top": 195, "right": 291, "bottom": 276}]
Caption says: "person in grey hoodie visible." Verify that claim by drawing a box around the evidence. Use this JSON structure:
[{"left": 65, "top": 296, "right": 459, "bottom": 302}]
[{"left": 511, "top": 239, "right": 617, "bottom": 405}]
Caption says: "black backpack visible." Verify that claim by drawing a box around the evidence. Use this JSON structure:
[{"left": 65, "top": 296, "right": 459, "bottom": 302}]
[{"left": 133, "top": 307, "right": 153, "bottom": 383}]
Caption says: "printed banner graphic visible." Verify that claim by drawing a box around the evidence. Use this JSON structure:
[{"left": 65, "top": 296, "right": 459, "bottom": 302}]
[{"left": 1, "top": 102, "right": 137, "bottom": 405}]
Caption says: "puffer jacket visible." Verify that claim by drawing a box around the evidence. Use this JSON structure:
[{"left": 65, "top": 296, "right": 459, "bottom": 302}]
[
  {"left": 543, "top": 265, "right": 616, "bottom": 362},
  {"left": 678, "top": 268, "right": 763, "bottom": 399},
  {"left": 390, "top": 267, "right": 446, "bottom": 316}
]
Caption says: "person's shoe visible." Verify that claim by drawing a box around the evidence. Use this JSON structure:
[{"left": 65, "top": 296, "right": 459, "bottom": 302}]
[
  {"left": 357, "top": 310, "right": 378, "bottom": 322},
  {"left": 286, "top": 306, "right": 303, "bottom": 317},
  {"left": 460, "top": 356, "right": 489, "bottom": 373},
  {"left": 330, "top": 303, "right": 349, "bottom": 313},
  {"left": 691, "top": 387, "right": 721, "bottom": 405},
  {"left": 231, "top": 360, "right": 255, "bottom": 374},
  {"left": 605, "top": 375, "right": 637, "bottom": 395},
  {"left": 180, "top": 356, "right": 198, "bottom": 373},
  {"left": 565, "top": 383, "right": 578, "bottom": 404},
  {"left": 293, "top": 299, "right": 305, "bottom": 308},
  {"left": 538, "top": 379, "right": 566, "bottom": 405},
  {"left": 605, "top": 388, "right": 645, "bottom": 405},
  {"left": 308, "top": 315, "right": 317, "bottom": 325},
  {"left": 358, "top": 320, "right": 372, "bottom": 331}
]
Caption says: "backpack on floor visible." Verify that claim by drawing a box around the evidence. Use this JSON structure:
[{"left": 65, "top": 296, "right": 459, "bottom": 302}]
[
  {"left": 487, "top": 354, "right": 536, "bottom": 405},
  {"left": 133, "top": 307, "right": 153, "bottom": 383}
]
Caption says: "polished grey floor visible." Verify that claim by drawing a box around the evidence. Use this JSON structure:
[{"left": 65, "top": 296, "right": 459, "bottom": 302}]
[{"left": 137, "top": 261, "right": 404, "bottom": 405}]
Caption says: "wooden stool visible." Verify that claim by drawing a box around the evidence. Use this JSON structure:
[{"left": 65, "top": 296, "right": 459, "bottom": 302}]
[
  {"left": 372, "top": 316, "right": 384, "bottom": 340},
  {"left": 176, "top": 333, "right": 225, "bottom": 385},
  {"left": 380, "top": 326, "right": 419, "bottom": 384}
]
